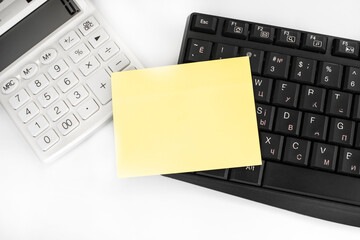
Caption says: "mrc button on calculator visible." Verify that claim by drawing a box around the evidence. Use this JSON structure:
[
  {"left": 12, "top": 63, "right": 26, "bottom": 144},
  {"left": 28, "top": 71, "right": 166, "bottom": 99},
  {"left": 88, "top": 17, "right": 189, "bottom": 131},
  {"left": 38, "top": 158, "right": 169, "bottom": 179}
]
[{"left": 0, "top": 0, "right": 142, "bottom": 162}]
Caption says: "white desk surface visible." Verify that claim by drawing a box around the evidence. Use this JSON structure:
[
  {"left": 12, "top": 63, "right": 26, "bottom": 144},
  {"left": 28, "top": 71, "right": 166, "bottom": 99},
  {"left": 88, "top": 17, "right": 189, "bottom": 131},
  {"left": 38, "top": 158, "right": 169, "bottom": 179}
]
[{"left": 1, "top": 0, "right": 360, "bottom": 238}]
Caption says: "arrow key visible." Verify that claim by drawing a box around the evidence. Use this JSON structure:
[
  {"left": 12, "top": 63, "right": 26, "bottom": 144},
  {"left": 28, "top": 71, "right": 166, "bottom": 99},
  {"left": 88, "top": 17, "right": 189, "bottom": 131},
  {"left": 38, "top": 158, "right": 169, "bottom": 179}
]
[{"left": 89, "top": 28, "right": 109, "bottom": 49}]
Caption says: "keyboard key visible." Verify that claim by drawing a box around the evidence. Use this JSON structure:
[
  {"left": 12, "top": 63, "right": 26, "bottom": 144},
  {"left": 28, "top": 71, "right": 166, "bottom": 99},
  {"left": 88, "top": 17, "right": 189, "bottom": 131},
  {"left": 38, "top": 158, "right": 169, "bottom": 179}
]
[
  {"left": 253, "top": 76, "right": 273, "bottom": 103},
  {"left": 239, "top": 48, "right": 264, "bottom": 75},
  {"left": 301, "top": 33, "right": 327, "bottom": 53},
  {"left": 108, "top": 53, "right": 130, "bottom": 72},
  {"left": 39, "top": 48, "right": 57, "bottom": 65},
  {"left": 353, "top": 95, "right": 360, "bottom": 120},
  {"left": 301, "top": 113, "right": 328, "bottom": 141},
  {"left": 9, "top": 89, "right": 30, "bottom": 109},
  {"left": 57, "top": 72, "right": 79, "bottom": 93},
  {"left": 275, "top": 29, "right": 301, "bottom": 48},
  {"left": 77, "top": 98, "right": 99, "bottom": 120},
  {"left": 20, "top": 63, "right": 38, "bottom": 80},
  {"left": 28, "top": 115, "right": 49, "bottom": 137},
  {"left": 69, "top": 43, "right": 90, "bottom": 63},
  {"left": 78, "top": 16, "right": 99, "bottom": 36},
  {"left": 57, "top": 114, "right": 79, "bottom": 136},
  {"left": 283, "top": 137, "right": 311, "bottom": 166},
  {"left": 274, "top": 108, "right": 302, "bottom": 136},
  {"left": 212, "top": 43, "right": 238, "bottom": 59},
  {"left": 326, "top": 90, "right": 352, "bottom": 118},
  {"left": 18, "top": 102, "right": 39, "bottom": 123},
  {"left": 338, "top": 148, "right": 360, "bottom": 176},
  {"left": 263, "top": 52, "right": 291, "bottom": 79},
  {"left": 343, "top": 67, "right": 360, "bottom": 93},
  {"left": 299, "top": 85, "right": 326, "bottom": 113},
  {"left": 86, "top": 69, "right": 111, "bottom": 105},
  {"left": 223, "top": 20, "right": 248, "bottom": 39},
  {"left": 333, "top": 39, "right": 359, "bottom": 59},
  {"left": 1, "top": 78, "right": 18, "bottom": 95},
  {"left": 317, "top": 62, "right": 343, "bottom": 89},
  {"left": 310, "top": 142, "right": 338, "bottom": 171},
  {"left": 37, "top": 87, "right": 59, "bottom": 108},
  {"left": 263, "top": 162, "right": 360, "bottom": 206},
  {"left": 99, "top": 41, "right": 120, "bottom": 61},
  {"left": 28, "top": 74, "right": 49, "bottom": 95},
  {"left": 272, "top": 80, "right": 300, "bottom": 108},
  {"left": 185, "top": 39, "right": 212, "bottom": 62},
  {"left": 191, "top": 14, "right": 217, "bottom": 34},
  {"left": 37, "top": 129, "right": 59, "bottom": 151},
  {"left": 48, "top": 59, "right": 69, "bottom": 80},
  {"left": 79, "top": 55, "right": 100, "bottom": 76},
  {"left": 260, "top": 132, "right": 284, "bottom": 161},
  {"left": 197, "top": 169, "right": 228, "bottom": 180},
  {"left": 256, "top": 104, "right": 275, "bottom": 131},
  {"left": 249, "top": 24, "right": 275, "bottom": 43},
  {"left": 328, "top": 118, "right": 355, "bottom": 146},
  {"left": 68, "top": 85, "right": 88, "bottom": 106},
  {"left": 47, "top": 101, "right": 69, "bottom": 122},
  {"left": 88, "top": 28, "right": 109, "bottom": 49},
  {"left": 229, "top": 164, "right": 264, "bottom": 186},
  {"left": 355, "top": 124, "right": 360, "bottom": 148},
  {"left": 289, "top": 57, "right": 317, "bottom": 84},
  {"left": 59, "top": 30, "right": 80, "bottom": 50}
]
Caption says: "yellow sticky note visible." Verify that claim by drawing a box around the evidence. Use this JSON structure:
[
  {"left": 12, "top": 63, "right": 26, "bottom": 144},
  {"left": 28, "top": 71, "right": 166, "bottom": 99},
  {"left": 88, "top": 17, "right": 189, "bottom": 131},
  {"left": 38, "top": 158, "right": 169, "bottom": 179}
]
[{"left": 111, "top": 57, "right": 261, "bottom": 178}]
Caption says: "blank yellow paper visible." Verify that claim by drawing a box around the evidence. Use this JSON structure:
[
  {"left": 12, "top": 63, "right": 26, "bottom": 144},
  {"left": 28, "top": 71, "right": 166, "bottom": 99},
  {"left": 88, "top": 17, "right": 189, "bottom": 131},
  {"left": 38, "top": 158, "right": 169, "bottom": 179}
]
[{"left": 111, "top": 57, "right": 262, "bottom": 178}]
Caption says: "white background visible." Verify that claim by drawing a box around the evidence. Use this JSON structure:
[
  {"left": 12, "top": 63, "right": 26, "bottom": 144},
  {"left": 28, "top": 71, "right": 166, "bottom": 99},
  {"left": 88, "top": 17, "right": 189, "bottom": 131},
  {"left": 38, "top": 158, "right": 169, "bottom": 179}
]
[{"left": 1, "top": 0, "right": 360, "bottom": 239}]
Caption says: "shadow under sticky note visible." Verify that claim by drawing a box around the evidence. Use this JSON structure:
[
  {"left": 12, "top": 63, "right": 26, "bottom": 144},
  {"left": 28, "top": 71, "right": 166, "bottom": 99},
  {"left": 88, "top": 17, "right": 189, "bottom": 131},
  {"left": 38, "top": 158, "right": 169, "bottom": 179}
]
[{"left": 111, "top": 57, "right": 262, "bottom": 178}]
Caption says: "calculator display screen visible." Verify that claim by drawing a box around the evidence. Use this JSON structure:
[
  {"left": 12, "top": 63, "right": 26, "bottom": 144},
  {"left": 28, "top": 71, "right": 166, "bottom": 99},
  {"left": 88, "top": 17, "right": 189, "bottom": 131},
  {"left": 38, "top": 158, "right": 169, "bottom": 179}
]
[{"left": 0, "top": 0, "right": 80, "bottom": 72}]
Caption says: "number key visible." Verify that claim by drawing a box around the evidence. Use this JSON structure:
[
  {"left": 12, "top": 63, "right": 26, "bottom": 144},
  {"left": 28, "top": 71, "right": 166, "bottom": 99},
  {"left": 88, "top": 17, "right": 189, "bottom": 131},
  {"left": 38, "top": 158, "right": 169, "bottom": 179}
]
[
  {"left": 47, "top": 101, "right": 69, "bottom": 122},
  {"left": 317, "top": 62, "right": 343, "bottom": 89},
  {"left": 48, "top": 59, "right": 69, "bottom": 79},
  {"left": 289, "top": 57, "right": 317, "bottom": 84},
  {"left": 38, "top": 87, "right": 59, "bottom": 108},
  {"left": 18, "top": 102, "right": 40, "bottom": 123},
  {"left": 28, "top": 115, "right": 49, "bottom": 137},
  {"left": 37, "top": 129, "right": 59, "bottom": 151},
  {"left": 263, "top": 52, "right": 291, "bottom": 79},
  {"left": 9, "top": 89, "right": 30, "bottom": 109},
  {"left": 344, "top": 67, "right": 360, "bottom": 93},
  {"left": 28, "top": 74, "right": 49, "bottom": 95},
  {"left": 57, "top": 72, "right": 79, "bottom": 93},
  {"left": 57, "top": 114, "right": 79, "bottom": 136},
  {"left": 68, "top": 85, "right": 88, "bottom": 106}
]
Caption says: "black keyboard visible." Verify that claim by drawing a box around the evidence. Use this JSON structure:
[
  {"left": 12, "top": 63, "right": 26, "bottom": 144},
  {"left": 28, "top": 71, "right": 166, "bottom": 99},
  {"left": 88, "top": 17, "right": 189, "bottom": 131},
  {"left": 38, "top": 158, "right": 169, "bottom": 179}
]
[{"left": 167, "top": 13, "right": 360, "bottom": 227}]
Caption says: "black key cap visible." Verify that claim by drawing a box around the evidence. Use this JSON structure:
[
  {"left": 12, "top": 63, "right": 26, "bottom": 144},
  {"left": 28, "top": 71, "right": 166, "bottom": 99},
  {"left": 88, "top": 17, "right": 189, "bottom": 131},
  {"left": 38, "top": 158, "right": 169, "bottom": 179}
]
[
  {"left": 275, "top": 29, "right": 301, "bottom": 48},
  {"left": 301, "top": 113, "right": 328, "bottom": 141},
  {"left": 212, "top": 43, "right": 238, "bottom": 59},
  {"left": 283, "top": 137, "right": 311, "bottom": 166},
  {"left": 333, "top": 39, "right": 360, "bottom": 59},
  {"left": 301, "top": 33, "right": 327, "bottom": 53},
  {"left": 197, "top": 169, "right": 229, "bottom": 180},
  {"left": 256, "top": 104, "right": 275, "bottom": 131},
  {"left": 352, "top": 95, "right": 360, "bottom": 120},
  {"left": 317, "top": 62, "right": 343, "bottom": 89},
  {"left": 260, "top": 132, "right": 284, "bottom": 161},
  {"left": 223, "top": 20, "right": 248, "bottom": 39},
  {"left": 274, "top": 108, "right": 302, "bottom": 136},
  {"left": 249, "top": 24, "right": 275, "bottom": 43},
  {"left": 185, "top": 39, "right": 212, "bottom": 62},
  {"left": 239, "top": 48, "right": 264, "bottom": 75},
  {"left": 326, "top": 90, "right": 352, "bottom": 118},
  {"left": 253, "top": 76, "right": 273, "bottom": 103},
  {"left": 263, "top": 52, "right": 291, "bottom": 79},
  {"left": 191, "top": 14, "right": 217, "bottom": 34},
  {"left": 289, "top": 57, "right": 317, "bottom": 84},
  {"left": 272, "top": 80, "right": 300, "bottom": 108},
  {"left": 344, "top": 67, "right": 360, "bottom": 93},
  {"left": 263, "top": 161, "right": 360, "bottom": 206},
  {"left": 310, "top": 142, "right": 338, "bottom": 171},
  {"left": 229, "top": 163, "right": 264, "bottom": 186},
  {"left": 355, "top": 124, "right": 360, "bottom": 148},
  {"left": 299, "top": 85, "right": 326, "bottom": 113},
  {"left": 338, "top": 148, "right": 360, "bottom": 176},
  {"left": 328, "top": 118, "right": 355, "bottom": 146}
]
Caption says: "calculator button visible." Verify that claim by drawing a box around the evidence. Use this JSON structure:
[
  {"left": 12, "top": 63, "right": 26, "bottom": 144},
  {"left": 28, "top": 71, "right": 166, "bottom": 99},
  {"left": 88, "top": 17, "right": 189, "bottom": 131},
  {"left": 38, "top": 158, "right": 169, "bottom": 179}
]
[
  {"left": 98, "top": 41, "right": 120, "bottom": 61},
  {"left": 108, "top": 53, "right": 130, "bottom": 72},
  {"left": 78, "top": 16, "right": 99, "bottom": 36},
  {"left": 9, "top": 89, "right": 30, "bottom": 109},
  {"left": 39, "top": 49, "right": 57, "bottom": 65},
  {"left": 37, "top": 129, "right": 59, "bottom": 151},
  {"left": 28, "top": 74, "right": 49, "bottom": 95},
  {"left": 37, "top": 87, "right": 59, "bottom": 108},
  {"left": 1, "top": 78, "right": 18, "bottom": 95},
  {"left": 57, "top": 72, "right": 79, "bottom": 93},
  {"left": 69, "top": 43, "right": 90, "bottom": 63},
  {"left": 47, "top": 101, "right": 69, "bottom": 122},
  {"left": 125, "top": 66, "right": 137, "bottom": 71},
  {"left": 68, "top": 85, "right": 88, "bottom": 106},
  {"left": 28, "top": 115, "right": 49, "bottom": 137},
  {"left": 79, "top": 56, "right": 100, "bottom": 76},
  {"left": 48, "top": 59, "right": 69, "bottom": 79},
  {"left": 57, "top": 114, "right": 79, "bottom": 136},
  {"left": 78, "top": 98, "right": 99, "bottom": 120},
  {"left": 59, "top": 30, "right": 80, "bottom": 51},
  {"left": 86, "top": 69, "right": 111, "bottom": 105},
  {"left": 88, "top": 28, "right": 109, "bottom": 49},
  {"left": 20, "top": 63, "right": 38, "bottom": 80},
  {"left": 18, "top": 102, "right": 39, "bottom": 123},
  {"left": 301, "top": 33, "right": 327, "bottom": 53}
]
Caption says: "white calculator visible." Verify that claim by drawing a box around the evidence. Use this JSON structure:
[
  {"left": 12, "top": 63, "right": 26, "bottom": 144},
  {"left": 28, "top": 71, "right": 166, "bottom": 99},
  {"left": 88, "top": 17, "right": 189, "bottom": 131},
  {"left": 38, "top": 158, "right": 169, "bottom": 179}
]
[{"left": 0, "top": 0, "right": 143, "bottom": 162}]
